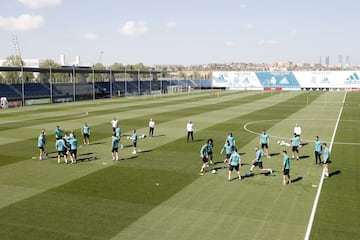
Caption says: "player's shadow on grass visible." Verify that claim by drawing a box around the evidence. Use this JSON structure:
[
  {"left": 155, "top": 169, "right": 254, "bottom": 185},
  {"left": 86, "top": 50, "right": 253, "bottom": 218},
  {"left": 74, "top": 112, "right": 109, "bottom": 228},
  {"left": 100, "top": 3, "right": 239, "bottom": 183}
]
[
  {"left": 212, "top": 166, "right": 225, "bottom": 171},
  {"left": 151, "top": 134, "right": 166, "bottom": 138},
  {"left": 77, "top": 152, "right": 98, "bottom": 162},
  {"left": 329, "top": 170, "right": 341, "bottom": 178},
  {"left": 138, "top": 149, "right": 153, "bottom": 154},
  {"left": 78, "top": 152, "right": 93, "bottom": 156},
  {"left": 290, "top": 176, "right": 303, "bottom": 183},
  {"left": 239, "top": 152, "right": 247, "bottom": 156},
  {"left": 88, "top": 141, "right": 106, "bottom": 145},
  {"left": 120, "top": 155, "right": 138, "bottom": 161},
  {"left": 300, "top": 142, "right": 309, "bottom": 147},
  {"left": 270, "top": 153, "right": 280, "bottom": 157},
  {"left": 77, "top": 156, "right": 98, "bottom": 162},
  {"left": 299, "top": 155, "right": 310, "bottom": 160},
  {"left": 228, "top": 177, "right": 242, "bottom": 181}
]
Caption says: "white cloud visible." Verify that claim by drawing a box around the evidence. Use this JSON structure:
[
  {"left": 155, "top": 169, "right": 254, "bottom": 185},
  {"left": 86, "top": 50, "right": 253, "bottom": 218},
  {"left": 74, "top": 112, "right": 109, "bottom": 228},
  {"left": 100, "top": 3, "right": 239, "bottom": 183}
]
[
  {"left": 18, "top": 0, "right": 62, "bottom": 9},
  {"left": 119, "top": 20, "right": 148, "bottom": 37},
  {"left": 290, "top": 29, "right": 297, "bottom": 35},
  {"left": 258, "top": 39, "right": 281, "bottom": 45},
  {"left": 166, "top": 21, "right": 177, "bottom": 28},
  {"left": 225, "top": 41, "right": 236, "bottom": 47},
  {"left": 81, "top": 33, "right": 98, "bottom": 40},
  {"left": 0, "top": 14, "right": 44, "bottom": 31},
  {"left": 244, "top": 23, "right": 255, "bottom": 29}
]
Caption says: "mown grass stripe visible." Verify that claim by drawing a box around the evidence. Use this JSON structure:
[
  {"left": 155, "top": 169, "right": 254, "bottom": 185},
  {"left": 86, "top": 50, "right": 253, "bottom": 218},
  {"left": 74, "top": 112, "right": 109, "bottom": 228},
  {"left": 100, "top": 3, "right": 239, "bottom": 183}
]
[
  {"left": 310, "top": 92, "right": 360, "bottom": 240},
  {"left": 0, "top": 91, "right": 322, "bottom": 240}
]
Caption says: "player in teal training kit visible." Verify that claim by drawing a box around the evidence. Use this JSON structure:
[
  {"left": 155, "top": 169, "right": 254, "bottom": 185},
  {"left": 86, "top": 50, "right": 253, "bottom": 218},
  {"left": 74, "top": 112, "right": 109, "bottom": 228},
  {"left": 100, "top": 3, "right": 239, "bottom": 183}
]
[
  {"left": 260, "top": 130, "right": 270, "bottom": 158},
  {"left": 55, "top": 125, "right": 63, "bottom": 140},
  {"left": 131, "top": 129, "right": 138, "bottom": 154},
  {"left": 81, "top": 122, "right": 90, "bottom": 145},
  {"left": 247, "top": 146, "right": 272, "bottom": 176},
  {"left": 228, "top": 148, "right": 241, "bottom": 181},
  {"left": 322, "top": 143, "right": 331, "bottom": 178},
  {"left": 226, "top": 133, "right": 236, "bottom": 150},
  {"left": 37, "top": 129, "right": 47, "bottom": 160},
  {"left": 111, "top": 133, "right": 119, "bottom": 161},
  {"left": 282, "top": 150, "right": 291, "bottom": 185},
  {"left": 56, "top": 137, "right": 68, "bottom": 164},
  {"left": 291, "top": 133, "right": 301, "bottom": 160},
  {"left": 115, "top": 126, "right": 123, "bottom": 149},
  {"left": 199, "top": 142, "right": 209, "bottom": 175},
  {"left": 207, "top": 138, "right": 214, "bottom": 165},
  {"left": 221, "top": 140, "right": 233, "bottom": 164},
  {"left": 314, "top": 136, "right": 322, "bottom": 165},
  {"left": 69, "top": 134, "right": 78, "bottom": 164}
]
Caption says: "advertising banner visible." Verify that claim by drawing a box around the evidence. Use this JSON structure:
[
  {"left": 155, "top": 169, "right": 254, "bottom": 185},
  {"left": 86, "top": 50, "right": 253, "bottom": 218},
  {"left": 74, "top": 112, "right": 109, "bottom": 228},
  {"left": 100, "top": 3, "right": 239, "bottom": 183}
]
[{"left": 25, "top": 98, "right": 51, "bottom": 106}]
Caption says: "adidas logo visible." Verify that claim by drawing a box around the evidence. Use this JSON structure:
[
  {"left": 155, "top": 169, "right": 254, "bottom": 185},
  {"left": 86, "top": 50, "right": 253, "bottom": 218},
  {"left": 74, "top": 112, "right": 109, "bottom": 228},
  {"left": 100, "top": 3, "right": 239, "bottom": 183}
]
[
  {"left": 344, "top": 72, "right": 360, "bottom": 84},
  {"left": 243, "top": 77, "right": 250, "bottom": 84},
  {"left": 279, "top": 77, "right": 289, "bottom": 84},
  {"left": 215, "top": 74, "right": 226, "bottom": 82},
  {"left": 320, "top": 77, "right": 330, "bottom": 84}
]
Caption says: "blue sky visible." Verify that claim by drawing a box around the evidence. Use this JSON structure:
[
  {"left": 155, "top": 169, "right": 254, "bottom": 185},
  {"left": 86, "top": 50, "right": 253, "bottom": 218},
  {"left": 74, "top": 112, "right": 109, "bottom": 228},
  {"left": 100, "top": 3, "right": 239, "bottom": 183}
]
[{"left": 0, "top": 0, "right": 359, "bottom": 66}]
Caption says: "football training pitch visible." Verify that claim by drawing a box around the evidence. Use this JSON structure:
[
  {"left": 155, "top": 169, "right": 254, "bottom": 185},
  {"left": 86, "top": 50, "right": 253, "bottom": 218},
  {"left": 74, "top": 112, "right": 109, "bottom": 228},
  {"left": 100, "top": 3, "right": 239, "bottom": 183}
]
[{"left": 0, "top": 90, "right": 358, "bottom": 240}]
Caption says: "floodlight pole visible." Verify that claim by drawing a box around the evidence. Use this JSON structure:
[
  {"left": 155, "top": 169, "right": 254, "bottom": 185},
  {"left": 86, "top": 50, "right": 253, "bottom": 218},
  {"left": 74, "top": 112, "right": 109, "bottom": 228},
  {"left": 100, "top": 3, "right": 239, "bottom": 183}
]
[
  {"left": 92, "top": 65, "right": 95, "bottom": 100},
  {"left": 138, "top": 69, "right": 140, "bottom": 96},
  {"left": 72, "top": 65, "right": 75, "bottom": 102},
  {"left": 149, "top": 69, "right": 152, "bottom": 95},
  {"left": 124, "top": 67, "right": 127, "bottom": 97},
  {"left": 49, "top": 64, "right": 53, "bottom": 104},
  {"left": 21, "top": 63, "right": 24, "bottom": 106},
  {"left": 109, "top": 68, "right": 112, "bottom": 98}
]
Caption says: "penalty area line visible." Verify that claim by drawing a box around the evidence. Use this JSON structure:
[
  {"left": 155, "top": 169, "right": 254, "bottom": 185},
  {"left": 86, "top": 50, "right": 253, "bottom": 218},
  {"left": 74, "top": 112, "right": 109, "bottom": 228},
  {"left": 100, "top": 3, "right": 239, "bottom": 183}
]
[{"left": 304, "top": 91, "right": 347, "bottom": 240}]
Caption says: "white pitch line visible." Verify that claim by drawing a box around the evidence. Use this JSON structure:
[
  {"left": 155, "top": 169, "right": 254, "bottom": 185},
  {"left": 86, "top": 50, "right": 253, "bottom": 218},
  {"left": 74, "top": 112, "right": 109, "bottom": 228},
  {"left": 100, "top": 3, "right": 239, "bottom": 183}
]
[
  {"left": 243, "top": 118, "right": 360, "bottom": 146},
  {"left": 304, "top": 91, "right": 347, "bottom": 240}
]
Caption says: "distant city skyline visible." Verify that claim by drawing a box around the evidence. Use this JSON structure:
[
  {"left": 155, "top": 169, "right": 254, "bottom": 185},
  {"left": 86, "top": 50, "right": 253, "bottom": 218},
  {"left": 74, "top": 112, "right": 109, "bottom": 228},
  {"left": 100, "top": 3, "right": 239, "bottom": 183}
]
[{"left": 1, "top": 0, "right": 359, "bottom": 66}]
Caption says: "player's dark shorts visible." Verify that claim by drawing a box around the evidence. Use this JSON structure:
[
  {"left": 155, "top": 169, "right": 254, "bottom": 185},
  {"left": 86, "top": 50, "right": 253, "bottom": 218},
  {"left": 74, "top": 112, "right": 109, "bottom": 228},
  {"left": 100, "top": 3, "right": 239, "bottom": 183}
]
[
  {"left": 133, "top": 142, "right": 137, "bottom": 148},
  {"left": 112, "top": 147, "right": 118, "bottom": 153},
  {"left": 70, "top": 149, "right": 77, "bottom": 156},
  {"left": 229, "top": 164, "right": 239, "bottom": 171},
  {"left": 283, "top": 169, "right": 290, "bottom": 175},
  {"left": 261, "top": 143, "right": 268, "bottom": 149},
  {"left": 83, "top": 133, "right": 90, "bottom": 138},
  {"left": 226, "top": 153, "right": 231, "bottom": 159},
  {"left": 253, "top": 161, "right": 263, "bottom": 169},
  {"left": 292, "top": 146, "right": 299, "bottom": 152},
  {"left": 38, "top": 146, "right": 44, "bottom": 150},
  {"left": 58, "top": 150, "right": 66, "bottom": 156},
  {"left": 208, "top": 151, "right": 213, "bottom": 155},
  {"left": 324, "top": 158, "right": 331, "bottom": 164},
  {"left": 202, "top": 155, "right": 209, "bottom": 163}
]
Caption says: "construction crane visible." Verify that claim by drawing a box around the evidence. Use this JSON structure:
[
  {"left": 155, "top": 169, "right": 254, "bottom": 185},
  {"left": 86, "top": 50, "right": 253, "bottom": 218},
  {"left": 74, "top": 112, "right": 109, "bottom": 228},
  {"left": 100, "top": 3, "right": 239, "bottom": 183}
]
[
  {"left": 12, "top": 34, "right": 23, "bottom": 66},
  {"left": 98, "top": 50, "right": 104, "bottom": 63},
  {"left": 12, "top": 34, "right": 25, "bottom": 105}
]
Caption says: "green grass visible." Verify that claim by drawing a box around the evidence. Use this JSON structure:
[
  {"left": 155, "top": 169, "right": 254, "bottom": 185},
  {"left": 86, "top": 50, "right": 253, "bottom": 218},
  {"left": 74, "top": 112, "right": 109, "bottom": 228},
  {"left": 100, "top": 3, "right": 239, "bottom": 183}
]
[{"left": 0, "top": 90, "right": 358, "bottom": 240}]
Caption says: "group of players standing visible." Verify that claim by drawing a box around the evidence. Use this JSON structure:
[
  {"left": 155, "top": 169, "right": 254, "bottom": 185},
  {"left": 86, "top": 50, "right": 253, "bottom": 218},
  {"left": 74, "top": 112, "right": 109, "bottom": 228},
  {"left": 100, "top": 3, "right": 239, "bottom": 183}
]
[
  {"left": 37, "top": 123, "right": 90, "bottom": 164},
  {"left": 199, "top": 131, "right": 273, "bottom": 181},
  {"left": 37, "top": 116, "right": 153, "bottom": 164},
  {"left": 111, "top": 117, "right": 138, "bottom": 161},
  {"left": 199, "top": 124, "right": 331, "bottom": 185}
]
